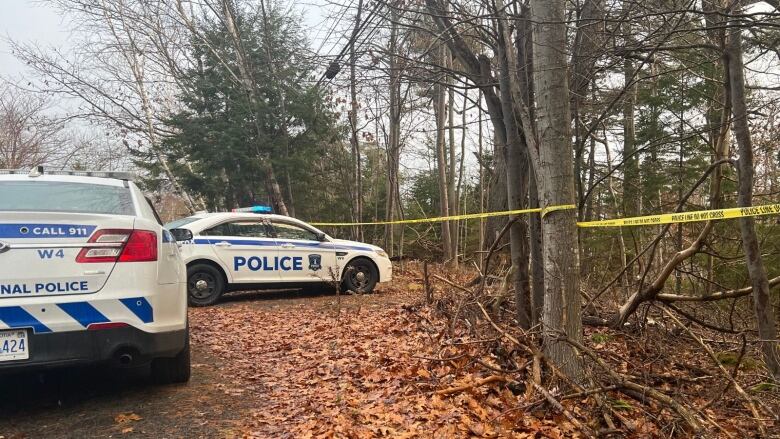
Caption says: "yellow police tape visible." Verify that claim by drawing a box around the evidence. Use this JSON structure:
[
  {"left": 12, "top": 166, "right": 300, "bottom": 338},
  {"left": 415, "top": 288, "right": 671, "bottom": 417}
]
[
  {"left": 308, "top": 203, "right": 780, "bottom": 228},
  {"left": 577, "top": 203, "right": 780, "bottom": 228}
]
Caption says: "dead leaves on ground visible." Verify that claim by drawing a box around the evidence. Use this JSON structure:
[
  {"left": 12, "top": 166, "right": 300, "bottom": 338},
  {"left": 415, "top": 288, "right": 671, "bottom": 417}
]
[
  {"left": 114, "top": 412, "right": 142, "bottom": 434},
  {"left": 189, "top": 271, "right": 778, "bottom": 438},
  {"left": 189, "top": 287, "right": 585, "bottom": 438}
]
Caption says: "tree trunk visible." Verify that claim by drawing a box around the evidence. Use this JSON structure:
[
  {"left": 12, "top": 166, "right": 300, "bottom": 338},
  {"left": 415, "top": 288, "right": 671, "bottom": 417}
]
[
  {"left": 571, "top": 0, "right": 603, "bottom": 276},
  {"left": 477, "top": 90, "right": 486, "bottom": 267},
  {"left": 433, "top": 45, "right": 452, "bottom": 262},
  {"left": 384, "top": 8, "right": 402, "bottom": 256},
  {"left": 447, "top": 55, "right": 459, "bottom": 266},
  {"left": 622, "top": 10, "right": 639, "bottom": 279},
  {"left": 530, "top": 165, "right": 544, "bottom": 326},
  {"left": 348, "top": 0, "right": 364, "bottom": 241},
  {"left": 728, "top": 12, "right": 780, "bottom": 380},
  {"left": 531, "top": 0, "right": 585, "bottom": 382},
  {"left": 495, "top": 0, "right": 531, "bottom": 329}
]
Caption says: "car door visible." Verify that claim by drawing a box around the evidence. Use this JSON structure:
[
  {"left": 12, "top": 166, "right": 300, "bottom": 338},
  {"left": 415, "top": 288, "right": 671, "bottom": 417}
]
[
  {"left": 271, "top": 221, "right": 338, "bottom": 283},
  {"left": 201, "top": 219, "right": 281, "bottom": 284}
]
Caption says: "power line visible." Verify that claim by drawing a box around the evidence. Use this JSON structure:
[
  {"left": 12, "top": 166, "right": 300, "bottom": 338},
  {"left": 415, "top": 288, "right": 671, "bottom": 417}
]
[
  {"left": 313, "top": 0, "right": 357, "bottom": 56},
  {"left": 316, "top": 0, "right": 385, "bottom": 87}
]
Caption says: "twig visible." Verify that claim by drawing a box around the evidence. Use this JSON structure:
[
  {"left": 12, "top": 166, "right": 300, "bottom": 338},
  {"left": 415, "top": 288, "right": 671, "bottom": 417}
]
[
  {"left": 560, "top": 334, "right": 705, "bottom": 433},
  {"left": 423, "top": 261, "right": 432, "bottom": 304},
  {"left": 531, "top": 381, "right": 597, "bottom": 438},
  {"left": 660, "top": 307, "right": 768, "bottom": 436},
  {"left": 432, "top": 274, "right": 473, "bottom": 294},
  {"left": 701, "top": 334, "right": 747, "bottom": 411}
]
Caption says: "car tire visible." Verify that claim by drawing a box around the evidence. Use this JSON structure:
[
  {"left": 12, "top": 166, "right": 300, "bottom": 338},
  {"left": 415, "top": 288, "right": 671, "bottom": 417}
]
[
  {"left": 341, "top": 258, "right": 379, "bottom": 293},
  {"left": 187, "top": 264, "right": 225, "bottom": 307},
  {"left": 151, "top": 334, "right": 191, "bottom": 384}
]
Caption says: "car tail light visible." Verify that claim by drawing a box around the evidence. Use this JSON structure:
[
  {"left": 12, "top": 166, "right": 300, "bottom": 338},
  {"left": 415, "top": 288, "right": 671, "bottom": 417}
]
[
  {"left": 119, "top": 230, "right": 158, "bottom": 262},
  {"left": 77, "top": 229, "right": 158, "bottom": 263}
]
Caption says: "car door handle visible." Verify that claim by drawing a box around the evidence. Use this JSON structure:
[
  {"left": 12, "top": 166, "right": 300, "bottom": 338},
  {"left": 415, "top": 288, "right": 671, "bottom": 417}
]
[
  {"left": 280, "top": 243, "right": 295, "bottom": 249},
  {"left": 214, "top": 241, "right": 232, "bottom": 247}
]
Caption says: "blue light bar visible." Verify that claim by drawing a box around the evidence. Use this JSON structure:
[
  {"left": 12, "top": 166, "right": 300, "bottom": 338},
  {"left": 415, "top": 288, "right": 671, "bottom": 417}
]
[{"left": 232, "top": 205, "right": 273, "bottom": 213}]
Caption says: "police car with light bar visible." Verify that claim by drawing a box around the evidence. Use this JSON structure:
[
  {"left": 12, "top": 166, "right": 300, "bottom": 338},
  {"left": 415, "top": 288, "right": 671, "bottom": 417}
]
[
  {"left": 0, "top": 168, "right": 189, "bottom": 382},
  {"left": 165, "top": 206, "right": 393, "bottom": 306}
]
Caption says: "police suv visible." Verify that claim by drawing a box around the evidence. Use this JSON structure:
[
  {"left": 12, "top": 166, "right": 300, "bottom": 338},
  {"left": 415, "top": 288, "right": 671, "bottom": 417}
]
[
  {"left": 0, "top": 168, "right": 189, "bottom": 383},
  {"left": 165, "top": 208, "right": 393, "bottom": 306}
]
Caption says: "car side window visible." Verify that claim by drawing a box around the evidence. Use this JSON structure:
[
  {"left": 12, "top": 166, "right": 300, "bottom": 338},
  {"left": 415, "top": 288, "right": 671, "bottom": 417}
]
[
  {"left": 273, "top": 222, "right": 318, "bottom": 241},
  {"left": 201, "top": 222, "right": 234, "bottom": 236},
  {"left": 233, "top": 221, "right": 273, "bottom": 238},
  {"left": 202, "top": 221, "right": 273, "bottom": 238}
]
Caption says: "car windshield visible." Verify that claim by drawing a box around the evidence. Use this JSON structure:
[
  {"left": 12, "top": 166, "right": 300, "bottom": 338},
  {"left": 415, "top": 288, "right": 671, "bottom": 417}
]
[
  {"left": 165, "top": 216, "right": 201, "bottom": 229},
  {"left": 0, "top": 181, "right": 135, "bottom": 215}
]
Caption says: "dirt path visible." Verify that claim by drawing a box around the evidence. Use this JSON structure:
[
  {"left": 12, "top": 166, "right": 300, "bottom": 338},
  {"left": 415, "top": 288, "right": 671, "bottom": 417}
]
[{"left": 0, "top": 286, "right": 420, "bottom": 439}]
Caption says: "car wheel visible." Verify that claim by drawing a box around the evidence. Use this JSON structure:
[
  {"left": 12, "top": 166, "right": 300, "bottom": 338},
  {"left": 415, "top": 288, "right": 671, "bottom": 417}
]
[
  {"left": 342, "top": 258, "right": 378, "bottom": 293},
  {"left": 151, "top": 333, "right": 191, "bottom": 384},
  {"left": 187, "top": 264, "right": 225, "bottom": 307}
]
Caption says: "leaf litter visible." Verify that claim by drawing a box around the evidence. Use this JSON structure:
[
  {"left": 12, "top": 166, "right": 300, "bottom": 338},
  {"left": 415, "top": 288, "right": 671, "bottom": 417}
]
[{"left": 189, "top": 265, "right": 779, "bottom": 438}]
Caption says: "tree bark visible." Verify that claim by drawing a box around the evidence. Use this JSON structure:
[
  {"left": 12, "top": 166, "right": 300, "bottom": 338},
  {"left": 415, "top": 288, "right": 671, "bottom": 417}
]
[
  {"left": 531, "top": 0, "right": 585, "bottom": 382},
  {"left": 497, "top": 31, "right": 531, "bottom": 329},
  {"left": 447, "top": 53, "right": 459, "bottom": 265},
  {"left": 384, "top": 7, "right": 402, "bottom": 256},
  {"left": 727, "top": 8, "right": 780, "bottom": 380},
  {"left": 348, "top": 0, "right": 364, "bottom": 240},
  {"left": 433, "top": 45, "right": 452, "bottom": 262}
]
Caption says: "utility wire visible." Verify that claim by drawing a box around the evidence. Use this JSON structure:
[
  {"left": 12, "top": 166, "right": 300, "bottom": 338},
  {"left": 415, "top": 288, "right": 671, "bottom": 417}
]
[{"left": 315, "top": 0, "right": 385, "bottom": 87}]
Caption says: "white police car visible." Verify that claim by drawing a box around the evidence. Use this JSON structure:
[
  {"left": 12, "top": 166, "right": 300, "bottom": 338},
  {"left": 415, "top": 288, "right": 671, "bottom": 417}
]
[
  {"left": 165, "top": 208, "right": 393, "bottom": 306},
  {"left": 0, "top": 168, "right": 189, "bottom": 383}
]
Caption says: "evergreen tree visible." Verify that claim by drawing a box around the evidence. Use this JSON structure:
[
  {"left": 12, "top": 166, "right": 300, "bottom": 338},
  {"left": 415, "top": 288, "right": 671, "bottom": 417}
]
[{"left": 144, "top": 2, "right": 343, "bottom": 215}]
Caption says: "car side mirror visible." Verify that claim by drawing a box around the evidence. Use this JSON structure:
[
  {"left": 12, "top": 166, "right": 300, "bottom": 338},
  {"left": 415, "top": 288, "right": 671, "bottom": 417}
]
[
  {"left": 170, "top": 228, "right": 194, "bottom": 242},
  {"left": 316, "top": 232, "right": 327, "bottom": 242}
]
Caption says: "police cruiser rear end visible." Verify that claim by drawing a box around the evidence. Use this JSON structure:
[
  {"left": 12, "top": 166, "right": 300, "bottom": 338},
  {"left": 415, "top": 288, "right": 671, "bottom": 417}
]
[
  {"left": 166, "top": 208, "right": 392, "bottom": 306},
  {"left": 0, "top": 168, "right": 189, "bottom": 383}
]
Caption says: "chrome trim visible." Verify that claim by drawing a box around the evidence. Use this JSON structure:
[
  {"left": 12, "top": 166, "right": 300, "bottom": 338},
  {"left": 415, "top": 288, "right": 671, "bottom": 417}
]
[{"left": 7, "top": 242, "right": 124, "bottom": 249}]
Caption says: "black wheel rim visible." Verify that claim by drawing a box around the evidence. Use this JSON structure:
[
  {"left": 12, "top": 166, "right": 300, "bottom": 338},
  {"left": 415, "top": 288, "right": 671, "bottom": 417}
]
[
  {"left": 189, "top": 272, "right": 217, "bottom": 299},
  {"left": 349, "top": 263, "right": 372, "bottom": 291}
]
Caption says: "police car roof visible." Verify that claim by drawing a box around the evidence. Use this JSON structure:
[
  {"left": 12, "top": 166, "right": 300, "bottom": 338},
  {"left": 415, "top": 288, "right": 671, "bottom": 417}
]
[
  {"left": 0, "top": 174, "right": 127, "bottom": 187},
  {"left": 193, "top": 212, "right": 298, "bottom": 221}
]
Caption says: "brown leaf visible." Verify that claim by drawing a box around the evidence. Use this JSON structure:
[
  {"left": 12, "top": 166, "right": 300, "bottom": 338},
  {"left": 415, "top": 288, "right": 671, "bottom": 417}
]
[{"left": 114, "top": 413, "right": 142, "bottom": 424}]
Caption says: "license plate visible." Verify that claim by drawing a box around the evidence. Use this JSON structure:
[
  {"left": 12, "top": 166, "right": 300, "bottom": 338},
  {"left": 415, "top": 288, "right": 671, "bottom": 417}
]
[{"left": 0, "top": 329, "right": 28, "bottom": 361}]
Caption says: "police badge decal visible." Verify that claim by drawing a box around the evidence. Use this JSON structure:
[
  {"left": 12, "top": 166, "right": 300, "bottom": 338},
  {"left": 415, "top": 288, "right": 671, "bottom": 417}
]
[{"left": 308, "top": 254, "right": 322, "bottom": 271}]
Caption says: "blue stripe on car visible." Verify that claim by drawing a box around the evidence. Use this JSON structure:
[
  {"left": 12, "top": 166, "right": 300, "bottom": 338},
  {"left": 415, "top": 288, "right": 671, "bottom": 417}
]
[
  {"left": 57, "top": 302, "right": 110, "bottom": 328},
  {"left": 0, "top": 307, "right": 51, "bottom": 333},
  {"left": 120, "top": 297, "right": 154, "bottom": 323}
]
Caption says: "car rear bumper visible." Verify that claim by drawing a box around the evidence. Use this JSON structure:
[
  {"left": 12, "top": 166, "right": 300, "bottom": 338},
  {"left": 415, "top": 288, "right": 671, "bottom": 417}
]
[{"left": 0, "top": 326, "right": 187, "bottom": 373}]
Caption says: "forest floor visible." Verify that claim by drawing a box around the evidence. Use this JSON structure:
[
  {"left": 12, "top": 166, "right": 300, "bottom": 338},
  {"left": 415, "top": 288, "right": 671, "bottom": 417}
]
[{"left": 0, "top": 264, "right": 778, "bottom": 438}]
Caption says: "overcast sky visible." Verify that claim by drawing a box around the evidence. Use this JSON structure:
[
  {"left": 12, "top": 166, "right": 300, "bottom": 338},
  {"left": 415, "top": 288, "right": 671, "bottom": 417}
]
[
  {"left": 1, "top": 0, "right": 339, "bottom": 82},
  {"left": 0, "top": 1, "right": 71, "bottom": 80}
]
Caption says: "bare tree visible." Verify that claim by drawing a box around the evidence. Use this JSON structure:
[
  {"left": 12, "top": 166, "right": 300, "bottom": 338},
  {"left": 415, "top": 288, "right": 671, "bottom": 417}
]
[
  {"left": 0, "top": 85, "right": 66, "bottom": 168},
  {"left": 10, "top": 0, "right": 201, "bottom": 211},
  {"left": 531, "top": 0, "right": 585, "bottom": 382},
  {"left": 727, "top": 0, "right": 780, "bottom": 380}
]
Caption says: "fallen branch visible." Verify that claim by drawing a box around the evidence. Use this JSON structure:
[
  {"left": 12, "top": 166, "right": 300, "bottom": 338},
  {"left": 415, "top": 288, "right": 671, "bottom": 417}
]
[
  {"left": 434, "top": 375, "right": 505, "bottom": 396},
  {"left": 657, "top": 275, "right": 780, "bottom": 302}
]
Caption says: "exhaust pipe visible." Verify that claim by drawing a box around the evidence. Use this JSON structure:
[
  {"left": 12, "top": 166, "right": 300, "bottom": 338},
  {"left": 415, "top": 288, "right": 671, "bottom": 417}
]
[
  {"left": 118, "top": 353, "right": 133, "bottom": 366},
  {"left": 113, "top": 348, "right": 137, "bottom": 367}
]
